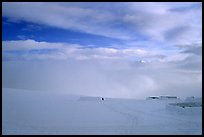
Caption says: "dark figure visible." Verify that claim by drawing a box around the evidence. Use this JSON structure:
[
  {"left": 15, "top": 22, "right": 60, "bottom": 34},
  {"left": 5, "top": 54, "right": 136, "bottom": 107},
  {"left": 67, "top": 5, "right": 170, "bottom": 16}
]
[{"left": 102, "top": 98, "right": 104, "bottom": 101}]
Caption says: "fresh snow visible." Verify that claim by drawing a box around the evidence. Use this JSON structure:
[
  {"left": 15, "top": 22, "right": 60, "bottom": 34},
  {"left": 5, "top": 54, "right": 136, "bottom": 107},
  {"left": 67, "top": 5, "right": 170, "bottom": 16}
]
[{"left": 2, "top": 88, "right": 202, "bottom": 135}]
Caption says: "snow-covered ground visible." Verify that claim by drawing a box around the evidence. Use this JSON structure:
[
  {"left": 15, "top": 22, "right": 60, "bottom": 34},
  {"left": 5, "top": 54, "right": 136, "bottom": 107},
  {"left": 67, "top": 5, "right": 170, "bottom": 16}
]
[{"left": 2, "top": 88, "right": 202, "bottom": 135}]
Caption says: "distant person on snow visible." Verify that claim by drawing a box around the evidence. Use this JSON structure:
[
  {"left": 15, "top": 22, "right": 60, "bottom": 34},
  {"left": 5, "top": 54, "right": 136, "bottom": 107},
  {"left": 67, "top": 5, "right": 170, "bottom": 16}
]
[{"left": 102, "top": 98, "right": 104, "bottom": 101}]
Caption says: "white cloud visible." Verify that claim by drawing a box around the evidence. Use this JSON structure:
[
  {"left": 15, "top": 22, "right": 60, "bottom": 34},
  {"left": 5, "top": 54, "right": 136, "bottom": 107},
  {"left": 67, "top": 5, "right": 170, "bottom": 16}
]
[
  {"left": 2, "top": 39, "right": 165, "bottom": 61},
  {"left": 160, "top": 53, "right": 190, "bottom": 62},
  {"left": 123, "top": 2, "right": 202, "bottom": 44},
  {"left": 2, "top": 39, "right": 64, "bottom": 51},
  {"left": 3, "top": 40, "right": 201, "bottom": 69}
]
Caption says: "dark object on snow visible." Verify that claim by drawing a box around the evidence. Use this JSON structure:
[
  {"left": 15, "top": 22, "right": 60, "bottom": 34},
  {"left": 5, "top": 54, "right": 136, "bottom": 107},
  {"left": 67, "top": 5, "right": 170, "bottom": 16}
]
[
  {"left": 102, "top": 98, "right": 104, "bottom": 101},
  {"left": 146, "top": 96, "right": 159, "bottom": 100}
]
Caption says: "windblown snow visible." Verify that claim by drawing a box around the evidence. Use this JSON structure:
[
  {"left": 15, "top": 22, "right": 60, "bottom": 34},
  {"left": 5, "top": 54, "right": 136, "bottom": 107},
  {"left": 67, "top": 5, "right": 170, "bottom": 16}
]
[{"left": 2, "top": 88, "right": 202, "bottom": 135}]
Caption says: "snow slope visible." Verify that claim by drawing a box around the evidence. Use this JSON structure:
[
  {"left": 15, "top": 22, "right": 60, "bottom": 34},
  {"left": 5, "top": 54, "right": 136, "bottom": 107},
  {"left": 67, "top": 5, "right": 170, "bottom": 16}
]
[{"left": 2, "top": 88, "right": 202, "bottom": 135}]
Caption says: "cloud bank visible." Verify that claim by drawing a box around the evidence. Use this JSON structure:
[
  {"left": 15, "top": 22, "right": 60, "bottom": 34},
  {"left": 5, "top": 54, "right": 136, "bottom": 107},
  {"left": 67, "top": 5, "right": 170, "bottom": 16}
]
[{"left": 2, "top": 40, "right": 202, "bottom": 99}]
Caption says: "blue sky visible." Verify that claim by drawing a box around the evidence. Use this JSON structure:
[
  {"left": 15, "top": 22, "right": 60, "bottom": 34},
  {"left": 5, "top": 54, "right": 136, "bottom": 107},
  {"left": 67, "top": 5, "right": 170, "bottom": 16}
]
[
  {"left": 2, "top": 2, "right": 202, "bottom": 98},
  {"left": 2, "top": 17, "right": 126, "bottom": 47}
]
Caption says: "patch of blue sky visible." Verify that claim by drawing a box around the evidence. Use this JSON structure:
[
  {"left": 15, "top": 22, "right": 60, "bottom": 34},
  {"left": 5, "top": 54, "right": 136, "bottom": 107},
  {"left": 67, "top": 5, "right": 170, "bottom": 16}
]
[
  {"left": 2, "top": 17, "right": 124, "bottom": 47},
  {"left": 2, "top": 15, "right": 184, "bottom": 55},
  {"left": 3, "top": 49, "right": 58, "bottom": 55},
  {"left": 28, "top": 49, "right": 58, "bottom": 55}
]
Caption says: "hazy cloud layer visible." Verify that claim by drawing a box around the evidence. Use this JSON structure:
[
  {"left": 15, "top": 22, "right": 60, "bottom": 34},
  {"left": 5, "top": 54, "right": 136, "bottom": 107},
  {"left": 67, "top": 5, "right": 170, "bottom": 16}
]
[
  {"left": 2, "top": 58, "right": 201, "bottom": 99},
  {"left": 2, "top": 39, "right": 167, "bottom": 61},
  {"left": 2, "top": 40, "right": 202, "bottom": 99}
]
